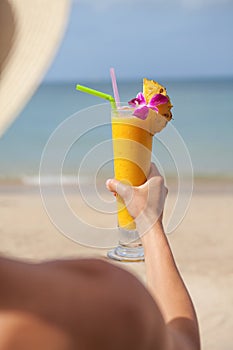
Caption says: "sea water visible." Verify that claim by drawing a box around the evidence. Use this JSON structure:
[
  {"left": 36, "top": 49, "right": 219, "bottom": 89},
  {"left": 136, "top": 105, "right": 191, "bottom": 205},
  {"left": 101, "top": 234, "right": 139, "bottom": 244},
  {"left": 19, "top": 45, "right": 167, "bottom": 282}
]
[{"left": 0, "top": 78, "right": 233, "bottom": 184}]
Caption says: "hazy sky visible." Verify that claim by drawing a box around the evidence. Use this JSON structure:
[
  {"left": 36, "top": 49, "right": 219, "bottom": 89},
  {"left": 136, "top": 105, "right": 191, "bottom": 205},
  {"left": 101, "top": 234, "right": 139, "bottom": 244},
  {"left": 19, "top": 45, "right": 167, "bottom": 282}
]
[{"left": 45, "top": 0, "right": 233, "bottom": 81}]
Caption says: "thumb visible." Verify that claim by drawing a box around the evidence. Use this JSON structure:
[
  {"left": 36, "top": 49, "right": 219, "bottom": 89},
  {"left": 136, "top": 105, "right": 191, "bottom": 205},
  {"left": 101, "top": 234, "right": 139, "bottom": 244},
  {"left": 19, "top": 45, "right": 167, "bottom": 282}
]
[{"left": 106, "top": 179, "right": 132, "bottom": 200}]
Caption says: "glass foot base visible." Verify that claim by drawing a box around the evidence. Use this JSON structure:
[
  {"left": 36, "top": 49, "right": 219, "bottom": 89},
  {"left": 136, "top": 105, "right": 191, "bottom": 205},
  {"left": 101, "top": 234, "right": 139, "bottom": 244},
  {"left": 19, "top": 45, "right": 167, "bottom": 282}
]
[{"left": 107, "top": 245, "right": 144, "bottom": 262}]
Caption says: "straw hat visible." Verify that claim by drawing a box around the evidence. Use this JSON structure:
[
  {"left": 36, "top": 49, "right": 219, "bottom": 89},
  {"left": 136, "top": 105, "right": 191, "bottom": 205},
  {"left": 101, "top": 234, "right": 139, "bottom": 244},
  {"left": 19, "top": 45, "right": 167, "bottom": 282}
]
[{"left": 0, "top": 0, "right": 71, "bottom": 137}]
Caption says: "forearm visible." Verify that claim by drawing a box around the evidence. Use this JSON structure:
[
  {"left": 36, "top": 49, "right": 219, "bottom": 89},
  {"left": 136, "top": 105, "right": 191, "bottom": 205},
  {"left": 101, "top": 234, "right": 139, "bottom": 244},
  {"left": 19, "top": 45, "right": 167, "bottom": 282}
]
[
  {"left": 141, "top": 224, "right": 195, "bottom": 321},
  {"left": 141, "top": 223, "right": 200, "bottom": 349}
]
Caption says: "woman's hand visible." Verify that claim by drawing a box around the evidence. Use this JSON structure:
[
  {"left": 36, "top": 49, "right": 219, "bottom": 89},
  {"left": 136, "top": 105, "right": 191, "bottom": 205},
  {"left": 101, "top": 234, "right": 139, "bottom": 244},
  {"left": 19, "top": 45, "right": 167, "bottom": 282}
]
[{"left": 106, "top": 163, "right": 168, "bottom": 235}]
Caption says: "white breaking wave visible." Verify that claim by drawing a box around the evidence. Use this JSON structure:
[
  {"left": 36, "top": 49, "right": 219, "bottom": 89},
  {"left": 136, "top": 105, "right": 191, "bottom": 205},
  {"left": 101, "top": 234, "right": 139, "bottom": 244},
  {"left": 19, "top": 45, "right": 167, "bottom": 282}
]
[{"left": 22, "top": 175, "right": 93, "bottom": 186}]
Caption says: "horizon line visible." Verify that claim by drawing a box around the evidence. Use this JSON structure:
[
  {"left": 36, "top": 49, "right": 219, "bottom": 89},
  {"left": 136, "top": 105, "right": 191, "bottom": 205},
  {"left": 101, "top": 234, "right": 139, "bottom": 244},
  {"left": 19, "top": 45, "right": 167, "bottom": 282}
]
[{"left": 43, "top": 74, "right": 233, "bottom": 84}]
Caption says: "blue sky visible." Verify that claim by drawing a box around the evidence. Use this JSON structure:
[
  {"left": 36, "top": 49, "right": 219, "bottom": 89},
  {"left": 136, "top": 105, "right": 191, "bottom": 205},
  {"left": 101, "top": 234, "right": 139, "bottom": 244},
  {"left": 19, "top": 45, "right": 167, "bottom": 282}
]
[{"left": 45, "top": 0, "right": 233, "bottom": 82}]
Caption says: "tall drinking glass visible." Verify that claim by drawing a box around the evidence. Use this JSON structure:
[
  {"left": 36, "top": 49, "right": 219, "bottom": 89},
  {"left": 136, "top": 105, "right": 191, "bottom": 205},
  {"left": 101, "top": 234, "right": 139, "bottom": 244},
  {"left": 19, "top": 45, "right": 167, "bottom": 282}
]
[{"left": 107, "top": 105, "right": 153, "bottom": 262}]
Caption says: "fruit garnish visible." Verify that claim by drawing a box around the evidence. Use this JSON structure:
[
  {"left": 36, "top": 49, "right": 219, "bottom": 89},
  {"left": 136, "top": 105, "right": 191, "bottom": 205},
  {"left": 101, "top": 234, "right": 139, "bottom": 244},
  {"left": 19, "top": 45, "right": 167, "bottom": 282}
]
[
  {"left": 143, "top": 78, "right": 173, "bottom": 120},
  {"left": 143, "top": 78, "right": 167, "bottom": 102}
]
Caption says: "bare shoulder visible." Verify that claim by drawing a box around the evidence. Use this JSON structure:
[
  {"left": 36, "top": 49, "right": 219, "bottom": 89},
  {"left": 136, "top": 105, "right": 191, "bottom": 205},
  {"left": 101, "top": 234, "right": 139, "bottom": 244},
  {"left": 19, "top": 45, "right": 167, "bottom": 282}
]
[
  {"left": 45, "top": 258, "right": 168, "bottom": 350},
  {"left": 0, "top": 257, "right": 170, "bottom": 350}
]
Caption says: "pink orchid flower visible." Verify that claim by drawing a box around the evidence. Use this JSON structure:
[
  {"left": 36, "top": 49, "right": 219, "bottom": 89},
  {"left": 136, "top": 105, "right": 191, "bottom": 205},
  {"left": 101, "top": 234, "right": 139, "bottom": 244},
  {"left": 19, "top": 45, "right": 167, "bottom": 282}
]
[{"left": 128, "top": 92, "right": 169, "bottom": 120}]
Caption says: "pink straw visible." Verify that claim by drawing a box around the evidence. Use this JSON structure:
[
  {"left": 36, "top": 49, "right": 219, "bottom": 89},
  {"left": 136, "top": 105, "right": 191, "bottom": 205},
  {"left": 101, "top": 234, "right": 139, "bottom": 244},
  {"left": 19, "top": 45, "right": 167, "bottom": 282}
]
[{"left": 110, "top": 68, "right": 120, "bottom": 107}]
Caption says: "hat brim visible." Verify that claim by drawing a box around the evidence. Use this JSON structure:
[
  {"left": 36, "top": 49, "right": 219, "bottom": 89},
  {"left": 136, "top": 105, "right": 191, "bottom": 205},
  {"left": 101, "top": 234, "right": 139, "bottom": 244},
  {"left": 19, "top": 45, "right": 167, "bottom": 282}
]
[{"left": 0, "top": 0, "right": 71, "bottom": 137}]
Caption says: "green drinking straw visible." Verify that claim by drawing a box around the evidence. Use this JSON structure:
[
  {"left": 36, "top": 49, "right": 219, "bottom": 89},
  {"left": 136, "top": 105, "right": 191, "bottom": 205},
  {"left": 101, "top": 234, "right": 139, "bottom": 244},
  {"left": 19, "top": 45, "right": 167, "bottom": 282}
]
[{"left": 76, "top": 84, "right": 117, "bottom": 110}]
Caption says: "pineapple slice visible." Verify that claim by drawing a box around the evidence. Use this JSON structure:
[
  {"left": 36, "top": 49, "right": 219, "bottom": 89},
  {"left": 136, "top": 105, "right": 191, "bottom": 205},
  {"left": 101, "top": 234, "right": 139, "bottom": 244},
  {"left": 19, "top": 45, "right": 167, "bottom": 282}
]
[
  {"left": 143, "top": 78, "right": 173, "bottom": 121},
  {"left": 143, "top": 78, "right": 167, "bottom": 102}
]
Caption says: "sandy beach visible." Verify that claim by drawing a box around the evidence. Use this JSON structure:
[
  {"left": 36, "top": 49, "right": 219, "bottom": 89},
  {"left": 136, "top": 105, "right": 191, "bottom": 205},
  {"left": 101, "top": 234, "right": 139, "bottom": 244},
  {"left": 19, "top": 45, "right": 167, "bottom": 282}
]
[{"left": 0, "top": 179, "right": 232, "bottom": 350}]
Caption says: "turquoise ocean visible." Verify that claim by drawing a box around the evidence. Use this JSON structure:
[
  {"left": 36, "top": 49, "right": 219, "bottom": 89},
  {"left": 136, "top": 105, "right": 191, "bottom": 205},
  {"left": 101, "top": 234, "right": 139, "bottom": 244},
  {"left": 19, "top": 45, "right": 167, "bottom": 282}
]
[{"left": 0, "top": 78, "right": 233, "bottom": 185}]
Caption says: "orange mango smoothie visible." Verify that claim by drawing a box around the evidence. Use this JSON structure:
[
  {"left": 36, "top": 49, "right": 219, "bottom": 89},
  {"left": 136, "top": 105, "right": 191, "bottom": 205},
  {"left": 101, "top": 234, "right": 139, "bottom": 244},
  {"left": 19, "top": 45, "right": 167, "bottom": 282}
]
[{"left": 112, "top": 108, "right": 153, "bottom": 230}]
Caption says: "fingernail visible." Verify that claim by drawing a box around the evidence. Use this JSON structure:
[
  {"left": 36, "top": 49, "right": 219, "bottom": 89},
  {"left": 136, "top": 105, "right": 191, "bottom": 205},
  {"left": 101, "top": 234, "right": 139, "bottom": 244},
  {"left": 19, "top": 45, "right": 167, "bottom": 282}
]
[{"left": 106, "top": 179, "right": 112, "bottom": 187}]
